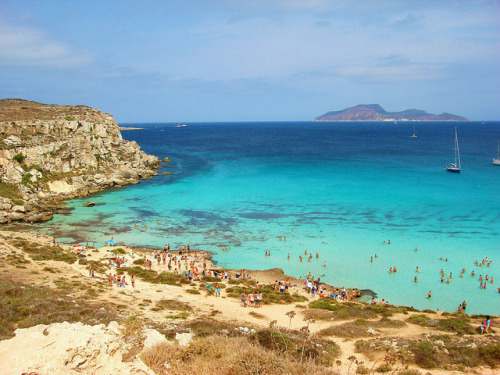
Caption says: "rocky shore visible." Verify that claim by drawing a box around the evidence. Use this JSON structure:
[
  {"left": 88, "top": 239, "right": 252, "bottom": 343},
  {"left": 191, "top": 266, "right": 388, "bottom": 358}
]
[{"left": 0, "top": 99, "right": 161, "bottom": 224}]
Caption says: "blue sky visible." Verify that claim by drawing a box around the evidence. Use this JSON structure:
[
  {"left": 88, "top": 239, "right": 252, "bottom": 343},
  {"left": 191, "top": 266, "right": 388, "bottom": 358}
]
[{"left": 1, "top": 0, "right": 499, "bottom": 122}]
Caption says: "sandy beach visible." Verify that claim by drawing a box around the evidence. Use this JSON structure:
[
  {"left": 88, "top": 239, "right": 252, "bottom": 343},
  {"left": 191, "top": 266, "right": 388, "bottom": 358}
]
[{"left": 0, "top": 229, "right": 498, "bottom": 374}]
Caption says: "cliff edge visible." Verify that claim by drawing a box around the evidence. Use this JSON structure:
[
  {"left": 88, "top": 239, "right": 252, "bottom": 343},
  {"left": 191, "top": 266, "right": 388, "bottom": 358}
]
[{"left": 0, "top": 99, "right": 161, "bottom": 223}]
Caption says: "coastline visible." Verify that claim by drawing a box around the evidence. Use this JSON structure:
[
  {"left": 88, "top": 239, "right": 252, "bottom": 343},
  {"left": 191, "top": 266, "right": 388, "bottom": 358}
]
[{"left": 0, "top": 229, "right": 498, "bottom": 374}]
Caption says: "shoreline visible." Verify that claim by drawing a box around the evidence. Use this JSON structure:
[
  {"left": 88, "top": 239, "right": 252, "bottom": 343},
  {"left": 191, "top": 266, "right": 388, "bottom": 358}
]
[{"left": 0, "top": 229, "right": 498, "bottom": 374}]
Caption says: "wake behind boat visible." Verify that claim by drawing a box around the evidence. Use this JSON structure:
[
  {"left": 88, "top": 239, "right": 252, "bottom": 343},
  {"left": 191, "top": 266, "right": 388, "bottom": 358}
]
[{"left": 445, "top": 127, "right": 461, "bottom": 173}]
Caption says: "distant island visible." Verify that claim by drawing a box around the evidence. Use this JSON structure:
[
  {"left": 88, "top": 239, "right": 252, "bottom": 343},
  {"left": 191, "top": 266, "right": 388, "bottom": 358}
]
[{"left": 315, "top": 104, "right": 468, "bottom": 122}]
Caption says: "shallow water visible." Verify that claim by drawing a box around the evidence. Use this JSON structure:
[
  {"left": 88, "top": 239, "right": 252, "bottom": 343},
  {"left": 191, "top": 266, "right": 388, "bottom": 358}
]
[{"left": 25, "top": 122, "right": 500, "bottom": 314}]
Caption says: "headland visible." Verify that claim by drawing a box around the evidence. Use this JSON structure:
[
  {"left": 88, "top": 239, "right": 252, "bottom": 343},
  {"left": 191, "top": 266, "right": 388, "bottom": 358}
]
[{"left": 0, "top": 99, "right": 161, "bottom": 224}]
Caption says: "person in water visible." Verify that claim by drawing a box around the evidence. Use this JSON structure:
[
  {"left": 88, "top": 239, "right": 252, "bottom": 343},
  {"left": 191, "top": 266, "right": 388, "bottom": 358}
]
[{"left": 427, "top": 290, "right": 432, "bottom": 298}]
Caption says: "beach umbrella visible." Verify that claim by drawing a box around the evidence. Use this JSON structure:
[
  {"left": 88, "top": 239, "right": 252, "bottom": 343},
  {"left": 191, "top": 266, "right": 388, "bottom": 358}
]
[{"left": 108, "top": 239, "right": 115, "bottom": 245}]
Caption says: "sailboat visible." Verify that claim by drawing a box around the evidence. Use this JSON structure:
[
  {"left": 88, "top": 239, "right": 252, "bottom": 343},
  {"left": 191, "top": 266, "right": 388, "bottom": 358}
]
[
  {"left": 445, "top": 127, "right": 461, "bottom": 173},
  {"left": 493, "top": 140, "right": 500, "bottom": 166},
  {"left": 410, "top": 126, "right": 417, "bottom": 138}
]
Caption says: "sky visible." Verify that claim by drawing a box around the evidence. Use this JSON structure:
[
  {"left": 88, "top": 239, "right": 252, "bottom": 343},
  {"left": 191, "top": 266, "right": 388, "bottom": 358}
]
[{"left": 0, "top": 0, "right": 499, "bottom": 122}]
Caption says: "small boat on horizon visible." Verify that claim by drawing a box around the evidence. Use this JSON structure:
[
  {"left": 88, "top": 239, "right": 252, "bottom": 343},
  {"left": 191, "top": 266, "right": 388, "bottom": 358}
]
[
  {"left": 445, "top": 127, "right": 461, "bottom": 173},
  {"left": 410, "top": 126, "right": 417, "bottom": 138},
  {"left": 176, "top": 123, "right": 188, "bottom": 128},
  {"left": 493, "top": 140, "right": 500, "bottom": 166}
]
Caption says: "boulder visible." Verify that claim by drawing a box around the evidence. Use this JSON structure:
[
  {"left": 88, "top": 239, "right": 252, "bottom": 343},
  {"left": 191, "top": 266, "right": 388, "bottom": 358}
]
[
  {"left": 11, "top": 205, "right": 25, "bottom": 213},
  {"left": 0, "top": 322, "right": 156, "bottom": 375},
  {"left": 4, "top": 135, "right": 23, "bottom": 147},
  {"left": 175, "top": 332, "right": 193, "bottom": 347},
  {"left": 143, "top": 329, "right": 169, "bottom": 349},
  {"left": 8, "top": 212, "right": 24, "bottom": 222}
]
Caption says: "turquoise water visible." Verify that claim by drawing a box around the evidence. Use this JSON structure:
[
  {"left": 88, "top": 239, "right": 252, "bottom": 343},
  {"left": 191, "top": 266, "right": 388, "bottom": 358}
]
[{"left": 24, "top": 122, "right": 500, "bottom": 314}]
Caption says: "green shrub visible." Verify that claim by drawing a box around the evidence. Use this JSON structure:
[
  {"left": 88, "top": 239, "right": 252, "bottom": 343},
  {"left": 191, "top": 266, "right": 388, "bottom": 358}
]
[
  {"left": 0, "top": 182, "right": 23, "bottom": 204},
  {"left": 309, "top": 298, "right": 338, "bottom": 311},
  {"left": 438, "top": 316, "right": 474, "bottom": 335},
  {"left": 22, "top": 173, "right": 32, "bottom": 184},
  {"left": 411, "top": 341, "right": 440, "bottom": 369},
  {"left": 225, "top": 284, "right": 307, "bottom": 305},
  {"left": 13, "top": 153, "right": 25, "bottom": 163},
  {"left": 64, "top": 115, "right": 75, "bottom": 121},
  {"left": 356, "top": 364, "right": 369, "bottom": 374},
  {"left": 376, "top": 363, "right": 393, "bottom": 372},
  {"left": 166, "top": 311, "right": 190, "bottom": 319},
  {"left": 478, "top": 344, "right": 500, "bottom": 368},
  {"left": 117, "top": 266, "right": 188, "bottom": 286},
  {"left": 407, "top": 314, "right": 430, "bottom": 326}
]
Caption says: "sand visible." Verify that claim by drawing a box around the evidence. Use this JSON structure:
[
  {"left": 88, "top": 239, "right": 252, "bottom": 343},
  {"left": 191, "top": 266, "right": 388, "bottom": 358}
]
[{"left": 0, "top": 230, "right": 497, "bottom": 375}]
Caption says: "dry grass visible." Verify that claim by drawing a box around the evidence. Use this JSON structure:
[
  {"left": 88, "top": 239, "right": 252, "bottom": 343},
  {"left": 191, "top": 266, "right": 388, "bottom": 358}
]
[
  {"left": 141, "top": 335, "right": 340, "bottom": 375},
  {"left": 0, "top": 280, "right": 120, "bottom": 339},
  {"left": 249, "top": 311, "right": 266, "bottom": 319},
  {"left": 11, "top": 239, "right": 78, "bottom": 264},
  {"left": 152, "top": 299, "right": 192, "bottom": 312},
  {"left": 318, "top": 317, "right": 406, "bottom": 339}
]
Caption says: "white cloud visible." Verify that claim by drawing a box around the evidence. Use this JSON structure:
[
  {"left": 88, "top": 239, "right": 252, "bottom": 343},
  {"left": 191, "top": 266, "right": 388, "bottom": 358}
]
[{"left": 0, "top": 22, "right": 91, "bottom": 67}]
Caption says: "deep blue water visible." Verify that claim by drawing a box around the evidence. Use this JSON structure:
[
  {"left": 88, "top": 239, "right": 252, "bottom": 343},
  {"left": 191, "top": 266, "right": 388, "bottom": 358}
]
[{"left": 29, "top": 121, "right": 500, "bottom": 314}]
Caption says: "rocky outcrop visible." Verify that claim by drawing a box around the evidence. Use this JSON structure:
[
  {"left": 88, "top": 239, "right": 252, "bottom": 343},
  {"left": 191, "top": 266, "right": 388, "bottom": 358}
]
[
  {"left": 0, "top": 99, "right": 161, "bottom": 223},
  {"left": 315, "top": 104, "right": 468, "bottom": 121},
  {"left": 0, "top": 321, "right": 166, "bottom": 375}
]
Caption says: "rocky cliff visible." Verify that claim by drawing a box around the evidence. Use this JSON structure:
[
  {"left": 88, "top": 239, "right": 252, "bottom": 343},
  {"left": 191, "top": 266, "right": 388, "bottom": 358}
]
[
  {"left": 0, "top": 99, "right": 161, "bottom": 223},
  {"left": 315, "top": 104, "right": 468, "bottom": 121}
]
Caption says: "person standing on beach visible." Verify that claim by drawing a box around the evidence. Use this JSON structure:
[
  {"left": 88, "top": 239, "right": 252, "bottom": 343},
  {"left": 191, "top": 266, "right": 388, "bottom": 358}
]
[{"left": 481, "top": 316, "right": 491, "bottom": 334}]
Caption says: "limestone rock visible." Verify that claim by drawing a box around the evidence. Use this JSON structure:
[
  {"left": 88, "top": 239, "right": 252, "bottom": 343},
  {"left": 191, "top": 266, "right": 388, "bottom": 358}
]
[
  {"left": 11, "top": 205, "right": 25, "bottom": 213},
  {"left": 4, "top": 135, "right": 22, "bottom": 147},
  {"left": 0, "top": 99, "right": 161, "bottom": 223},
  {"left": 0, "top": 322, "right": 156, "bottom": 375},
  {"left": 175, "top": 332, "right": 193, "bottom": 347},
  {"left": 8, "top": 212, "right": 24, "bottom": 222},
  {"left": 143, "top": 329, "right": 169, "bottom": 349}
]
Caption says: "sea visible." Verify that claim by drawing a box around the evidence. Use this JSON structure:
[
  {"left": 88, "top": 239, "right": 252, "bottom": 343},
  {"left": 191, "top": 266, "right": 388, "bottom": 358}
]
[{"left": 25, "top": 121, "right": 500, "bottom": 315}]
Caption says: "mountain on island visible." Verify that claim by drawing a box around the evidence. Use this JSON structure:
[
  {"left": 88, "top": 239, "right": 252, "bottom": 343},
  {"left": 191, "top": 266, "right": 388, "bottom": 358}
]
[{"left": 315, "top": 104, "right": 468, "bottom": 122}]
